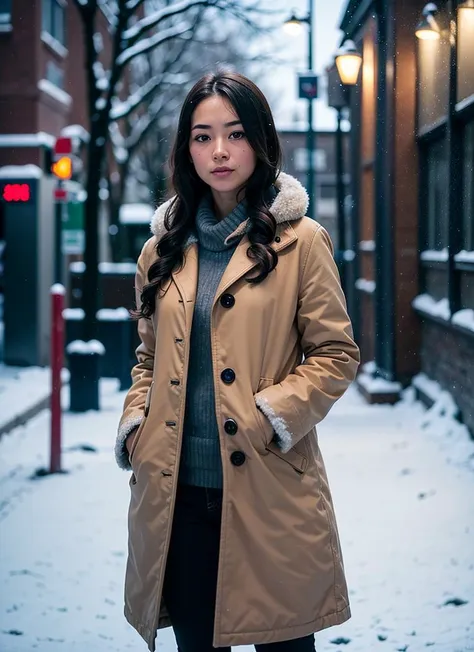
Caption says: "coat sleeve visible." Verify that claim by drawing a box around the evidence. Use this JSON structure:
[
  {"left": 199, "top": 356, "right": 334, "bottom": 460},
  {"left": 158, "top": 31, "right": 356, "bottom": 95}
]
[
  {"left": 255, "top": 225, "right": 360, "bottom": 453},
  {"left": 115, "top": 239, "right": 156, "bottom": 470}
]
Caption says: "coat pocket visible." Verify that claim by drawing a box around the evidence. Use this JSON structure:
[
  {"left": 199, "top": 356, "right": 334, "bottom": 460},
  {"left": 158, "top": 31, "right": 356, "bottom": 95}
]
[
  {"left": 265, "top": 440, "right": 308, "bottom": 474},
  {"left": 257, "top": 377, "right": 274, "bottom": 392},
  {"left": 256, "top": 377, "right": 308, "bottom": 474},
  {"left": 129, "top": 381, "right": 154, "bottom": 463},
  {"left": 253, "top": 378, "right": 275, "bottom": 449}
]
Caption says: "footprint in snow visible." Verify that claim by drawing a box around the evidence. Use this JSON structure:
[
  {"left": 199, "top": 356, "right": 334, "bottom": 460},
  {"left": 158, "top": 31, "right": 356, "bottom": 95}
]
[{"left": 442, "top": 597, "right": 468, "bottom": 607}]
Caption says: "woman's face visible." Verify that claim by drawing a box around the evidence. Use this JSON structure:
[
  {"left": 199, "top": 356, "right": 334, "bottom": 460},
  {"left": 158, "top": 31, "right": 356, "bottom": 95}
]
[{"left": 189, "top": 95, "right": 257, "bottom": 204}]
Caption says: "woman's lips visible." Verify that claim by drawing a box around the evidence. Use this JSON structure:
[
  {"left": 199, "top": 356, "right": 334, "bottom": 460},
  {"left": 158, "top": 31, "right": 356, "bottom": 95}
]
[{"left": 211, "top": 169, "right": 233, "bottom": 178}]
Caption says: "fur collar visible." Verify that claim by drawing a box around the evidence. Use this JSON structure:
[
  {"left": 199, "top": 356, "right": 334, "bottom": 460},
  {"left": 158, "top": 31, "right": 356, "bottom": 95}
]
[{"left": 149, "top": 172, "right": 308, "bottom": 242}]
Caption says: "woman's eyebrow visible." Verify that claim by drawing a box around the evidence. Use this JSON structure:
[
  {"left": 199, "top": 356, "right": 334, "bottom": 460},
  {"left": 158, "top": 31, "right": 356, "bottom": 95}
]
[{"left": 191, "top": 120, "right": 242, "bottom": 131}]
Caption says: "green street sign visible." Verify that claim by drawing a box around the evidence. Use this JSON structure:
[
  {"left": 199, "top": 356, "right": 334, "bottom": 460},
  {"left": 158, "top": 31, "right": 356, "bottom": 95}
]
[{"left": 62, "top": 198, "right": 84, "bottom": 254}]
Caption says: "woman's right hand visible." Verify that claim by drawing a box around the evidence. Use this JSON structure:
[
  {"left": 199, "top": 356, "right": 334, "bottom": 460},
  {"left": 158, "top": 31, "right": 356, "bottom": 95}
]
[{"left": 126, "top": 427, "right": 139, "bottom": 457}]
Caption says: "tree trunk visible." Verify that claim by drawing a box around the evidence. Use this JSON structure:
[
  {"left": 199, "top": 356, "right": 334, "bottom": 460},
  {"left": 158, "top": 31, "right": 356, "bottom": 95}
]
[{"left": 82, "top": 138, "right": 105, "bottom": 342}]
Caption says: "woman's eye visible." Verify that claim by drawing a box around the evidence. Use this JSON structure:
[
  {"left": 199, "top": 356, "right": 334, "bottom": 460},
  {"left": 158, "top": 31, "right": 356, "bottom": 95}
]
[
  {"left": 195, "top": 134, "right": 209, "bottom": 142},
  {"left": 230, "top": 131, "right": 245, "bottom": 140}
]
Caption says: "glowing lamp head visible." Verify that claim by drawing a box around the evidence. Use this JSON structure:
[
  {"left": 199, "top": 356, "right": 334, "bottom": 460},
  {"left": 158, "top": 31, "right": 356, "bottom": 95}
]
[
  {"left": 335, "top": 41, "right": 362, "bottom": 85},
  {"left": 416, "top": 3, "right": 441, "bottom": 40},
  {"left": 283, "top": 12, "right": 305, "bottom": 36}
]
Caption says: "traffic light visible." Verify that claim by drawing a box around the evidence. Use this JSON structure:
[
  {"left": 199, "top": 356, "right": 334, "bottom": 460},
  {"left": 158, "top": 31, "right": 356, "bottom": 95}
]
[
  {"left": 51, "top": 137, "right": 73, "bottom": 181},
  {"left": 43, "top": 146, "right": 54, "bottom": 176},
  {"left": 52, "top": 156, "right": 72, "bottom": 180}
]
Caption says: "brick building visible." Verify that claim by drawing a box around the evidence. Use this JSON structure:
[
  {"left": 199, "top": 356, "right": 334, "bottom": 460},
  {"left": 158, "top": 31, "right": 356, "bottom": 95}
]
[
  {"left": 0, "top": 0, "right": 116, "bottom": 260},
  {"left": 338, "top": 0, "right": 474, "bottom": 436},
  {"left": 0, "top": 0, "right": 114, "bottom": 167},
  {"left": 0, "top": 0, "right": 115, "bottom": 365}
]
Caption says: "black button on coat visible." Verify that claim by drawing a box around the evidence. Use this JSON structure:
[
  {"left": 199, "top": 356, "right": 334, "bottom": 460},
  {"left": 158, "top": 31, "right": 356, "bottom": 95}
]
[
  {"left": 220, "top": 293, "right": 235, "bottom": 308},
  {"left": 230, "top": 451, "right": 246, "bottom": 466},
  {"left": 221, "top": 368, "right": 236, "bottom": 384},
  {"left": 224, "top": 418, "right": 238, "bottom": 435}
]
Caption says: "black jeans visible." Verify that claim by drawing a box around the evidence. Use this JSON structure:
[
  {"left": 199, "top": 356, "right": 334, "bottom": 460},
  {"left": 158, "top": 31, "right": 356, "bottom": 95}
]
[{"left": 162, "top": 483, "right": 316, "bottom": 652}]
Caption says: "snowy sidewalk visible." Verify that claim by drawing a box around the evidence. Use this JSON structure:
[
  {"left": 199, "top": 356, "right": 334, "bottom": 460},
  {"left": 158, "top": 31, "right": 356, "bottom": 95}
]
[
  {"left": 0, "top": 363, "right": 70, "bottom": 437},
  {"left": 0, "top": 365, "right": 54, "bottom": 436},
  {"left": 0, "top": 381, "right": 473, "bottom": 652}
]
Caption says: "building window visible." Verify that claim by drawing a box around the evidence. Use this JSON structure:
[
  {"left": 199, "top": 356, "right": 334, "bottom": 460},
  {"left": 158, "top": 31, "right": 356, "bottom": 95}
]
[
  {"left": 425, "top": 138, "right": 449, "bottom": 250},
  {"left": 42, "top": 0, "right": 65, "bottom": 46},
  {"left": 417, "top": 35, "right": 450, "bottom": 131},
  {"left": 457, "top": 4, "right": 474, "bottom": 104},
  {"left": 293, "top": 148, "right": 327, "bottom": 173},
  {"left": 320, "top": 184, "right": 336, "bottom": 200},
  {"left": 462, "top": 122, "right": 474, "bottom": 250},
  {"left": 46, "top": 60, "right": 64, "bottom": 89},
  {"left": 0, "top": 0, "right": 12, "bottom": 28}
]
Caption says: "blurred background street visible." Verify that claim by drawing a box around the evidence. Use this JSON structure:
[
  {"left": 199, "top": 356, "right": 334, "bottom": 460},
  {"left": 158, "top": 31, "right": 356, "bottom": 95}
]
[{"left": 0, "top": 381, "right": 473, "bottom": 651}]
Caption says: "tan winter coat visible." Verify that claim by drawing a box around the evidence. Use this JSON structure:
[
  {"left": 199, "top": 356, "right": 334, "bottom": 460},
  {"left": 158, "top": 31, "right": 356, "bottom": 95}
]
[{"left": 116, "top": 172, "right": 360, "bottom": 651}]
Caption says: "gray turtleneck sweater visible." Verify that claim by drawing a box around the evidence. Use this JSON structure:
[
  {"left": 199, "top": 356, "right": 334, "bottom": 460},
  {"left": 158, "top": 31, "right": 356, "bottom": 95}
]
[{"left": 178, "top": 194, "right": 247, "bottom": 489}]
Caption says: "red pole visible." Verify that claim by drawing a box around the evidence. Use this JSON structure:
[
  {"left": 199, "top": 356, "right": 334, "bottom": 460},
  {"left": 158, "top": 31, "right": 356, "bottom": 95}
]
[{"left": 50, "top": 284, "right": 65, "bottom": 473}]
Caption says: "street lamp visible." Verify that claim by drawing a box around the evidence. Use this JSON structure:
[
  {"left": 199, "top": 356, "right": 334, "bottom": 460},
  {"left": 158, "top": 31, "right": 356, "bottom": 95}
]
[
  {"left": 414, "top": 1, "right": 474, "bottom": 41},
  {"left": 335, "top": 40, "right": 363, "bottom": 85},
  {"left": 283, "top": 12, "right": 305, "bottom": 36},
  {"left": 284, "top": 2, "right": 316, "bottom": 221},
  {"left": 415, "top": 3, "right": 441, "bottom": 40},
  {"left": 327, "top": 41, "right": 361, "bottom": 291}
]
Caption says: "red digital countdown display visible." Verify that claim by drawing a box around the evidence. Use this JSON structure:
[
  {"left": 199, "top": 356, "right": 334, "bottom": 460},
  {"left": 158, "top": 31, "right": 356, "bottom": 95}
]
[{"left": 2, "top": 183, "right": 31, "bottom": 202}]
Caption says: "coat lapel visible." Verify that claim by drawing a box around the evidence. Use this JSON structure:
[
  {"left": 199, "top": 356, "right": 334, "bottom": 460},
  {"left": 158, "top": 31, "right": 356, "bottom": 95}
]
[
  {"left": 171, "top": 243, "right": 198, "bottom": 326},
  {"left": 152, "top": 171, "right": 308, "bottom": 312},
  {"left": 170, "top": 224, "right": 298, "bottom": 312},
  {"left": 214, "top": 222, "right": 298, "bottom": 301}
]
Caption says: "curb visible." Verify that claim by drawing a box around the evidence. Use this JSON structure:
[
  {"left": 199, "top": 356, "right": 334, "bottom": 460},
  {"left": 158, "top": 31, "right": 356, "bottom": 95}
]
[
  {"left": 0, "top": 372, "right": 70, "bottom": 438},
  {"left": 0, "top": 395, "right": 51, "bottom": 438}
]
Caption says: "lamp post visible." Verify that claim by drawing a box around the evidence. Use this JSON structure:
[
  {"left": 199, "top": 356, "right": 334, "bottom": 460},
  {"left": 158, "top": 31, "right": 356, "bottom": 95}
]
[
  {"left": 326, "top": 63, "right": 349, "bottom": 290},
  {"left": 327, "top": 41, "right": 362, "bottom": 290},
  {"left": 284, "top": 3, "right": 316, "bottom": 221}
]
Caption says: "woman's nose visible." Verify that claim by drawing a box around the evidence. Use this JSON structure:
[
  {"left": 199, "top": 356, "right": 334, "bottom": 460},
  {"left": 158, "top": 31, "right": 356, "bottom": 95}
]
[{"left": 213, "top": 139, "right": 229, "bottom": 160}]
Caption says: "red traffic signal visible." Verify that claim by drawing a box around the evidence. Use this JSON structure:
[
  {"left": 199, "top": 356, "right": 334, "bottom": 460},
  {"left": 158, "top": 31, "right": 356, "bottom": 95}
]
[
  {"left": 54, "top": 187, "right": 68, "bottom": 202},
  {"left": 54, "top": 137, "right": 72, "bottom": 155}
]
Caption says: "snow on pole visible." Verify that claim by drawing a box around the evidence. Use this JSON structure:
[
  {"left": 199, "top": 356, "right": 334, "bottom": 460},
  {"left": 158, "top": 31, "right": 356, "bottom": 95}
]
[{"left": 50, "top": 284, "right": 65, "bottom": 473}]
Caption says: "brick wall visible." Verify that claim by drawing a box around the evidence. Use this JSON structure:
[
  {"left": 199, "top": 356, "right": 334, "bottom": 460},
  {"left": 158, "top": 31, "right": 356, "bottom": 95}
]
[
  {"left": 0, "top": 2, "right": 112, "bottom": 169},
  {"left": 420, "top": 319, "right": 474, "bottom": 435},
  {"left": 0, "top": 0, "right": 41, "bottom": 167}
]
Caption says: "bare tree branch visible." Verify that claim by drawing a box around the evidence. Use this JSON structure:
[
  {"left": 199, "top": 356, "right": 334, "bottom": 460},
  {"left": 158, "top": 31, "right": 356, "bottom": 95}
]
[
  {"left": 123, "top": 0, "right": 216, "bottom": 44},
  {"left": 111, "top": 73, "right": 178, "bottom": 120},
  {"left": 108, "top": 3, "right": 203, "bottom": 163},
  {"left": 125, "top": 0, "right": 145, "bottom": 13},
  {"left": 122, "top": 0, "right": 276, "bottom": 48},
  {"left": 71, "top": 0, "right": 98, "bottom": 16},
  {"left": 102, "top": 0, "right": 132, "bottom": 121},
  {"left": 97, "top": 0, "right": 119, "bottom": 30},
  {"left": 126, "top": 95, "right": 167, "bottom": 153},
  {"left": 117, "top": 20, "right": 192, "bottom": 67}
]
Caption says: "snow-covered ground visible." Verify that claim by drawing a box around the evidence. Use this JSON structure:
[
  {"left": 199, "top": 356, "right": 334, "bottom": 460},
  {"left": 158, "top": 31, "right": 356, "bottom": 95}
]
[
  {"left": 0, "top": 365, "right": 66, "bottom": 436},
  {"left": 0, "top": 380, "right": 473, "bottom": 652}
]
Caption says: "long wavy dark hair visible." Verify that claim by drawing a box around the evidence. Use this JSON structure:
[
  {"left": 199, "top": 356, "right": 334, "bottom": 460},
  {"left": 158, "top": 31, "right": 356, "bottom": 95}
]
[{"left": 135, "top": 70, "right": 282, "bottom": 319}]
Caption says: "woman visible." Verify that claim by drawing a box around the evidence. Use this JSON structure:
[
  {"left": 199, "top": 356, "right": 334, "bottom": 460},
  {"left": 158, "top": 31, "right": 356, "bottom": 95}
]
[{"left": 115, "top": 71, "right": 360, "bottom": 652}]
